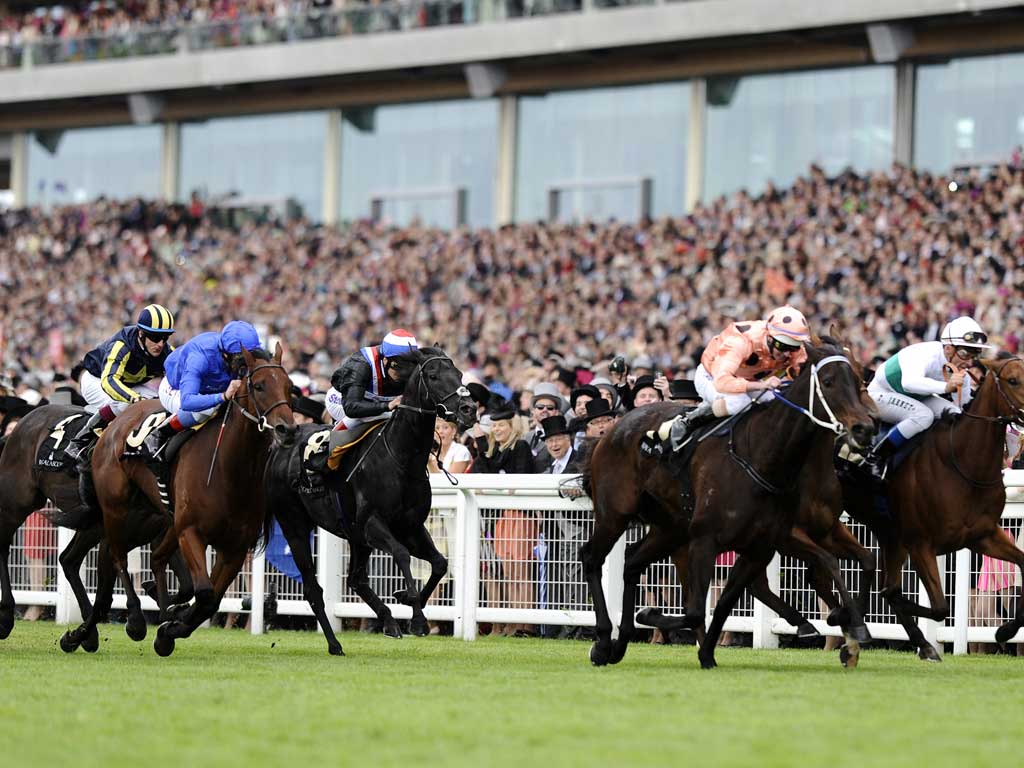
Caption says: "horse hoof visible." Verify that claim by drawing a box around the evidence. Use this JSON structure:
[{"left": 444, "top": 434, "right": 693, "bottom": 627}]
[
  {"left": 634, "top": 608, "right": 663, "bottom": 627},
  {"left": 849, "top": 624, "right": 873, "bottom": 644},
  {"left": 840, "top": 644, "right": 859, "bottom": 669},
  {"left": 125, "top": 615, "right": 147, "bottom": 642},
  {"left": 59, "top": 630, "right": 80, "bottom": 654},
  {"left": 995, "top": 622, "right": 1019, "bottom": 644},
  {"left": 383, "top": 620, "right": 402, "bottom": 639},
  {"left": 153, "top": 624, "right": 175, "bottom": 657},
  {"left": 328, "top": 644, "right": 346, "bottom": 657},
  {"left": 81, "top": 626, "right": 100, "bottom": 653},
  {"left": 796, "top": 622, "right": 821, "bottom": 639},
  {"left": 918, "top": 644, "right": 942, "bottom": 663},
  {"left": 0, "top": 617, "right": 13, "bottom": 640},
  {"left": 698, "top": 653, "right": 717, "bottom": 670},
  {"left": 409, "top": 618, "right": 429, "bottom": 637},
  {"left": 589, "top": 641, "right": 611, "bottom": 667},
  {"left": 607, "top": 639, "right": 629, "bottom": 665}
]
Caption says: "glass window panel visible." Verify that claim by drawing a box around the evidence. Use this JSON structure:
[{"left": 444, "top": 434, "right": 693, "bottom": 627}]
[
  {"left": 180, "top": 111, "right": 325, "bottom": 221},
  {"left": 516, "top": 82, "right": 689, "bottom": 222},
  {"left": 27, "top": 125, "right": 161, "bottom": 205},
  {"left": 705, "top": 66, "right": 894, "bottom": 200},
  {"left": 340, "top": 99, "right": 498, "bottom": 229},
  {"left": 915, "top": 52, "right": 1024, "bottom": 171}
]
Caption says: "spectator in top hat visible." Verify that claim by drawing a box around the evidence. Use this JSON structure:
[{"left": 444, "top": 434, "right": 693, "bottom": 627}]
[
  {"left": 534, "top": 414, "right": 581, "bottom": 475},
  {"left": 581, "top": 397, "right": 615, "bottom": 440},
  {"left": 569, "top": 384, "right": 600, "bottom": 420},
  {"left": 1, "top": 403, "right": 35, "bottom": 438},
  {"left": 668, "top": 379, "right": 701, "bottom": 407},
  {"left": 631, "top": 374, "right": 663, "bottom": 409},
  {"left": 590, "top": 376, "right": 621, "bottom": 413},
  {"left": 293, "top": 394, "right": 327, "bottom": 425},
  {"left": 528, "top": 382, "right": 568, "bottom": 457}
]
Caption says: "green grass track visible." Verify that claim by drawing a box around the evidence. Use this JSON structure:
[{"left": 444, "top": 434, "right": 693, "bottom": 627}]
[{"left": 1, "top": 622, "right": 1021, "bottom": 767}]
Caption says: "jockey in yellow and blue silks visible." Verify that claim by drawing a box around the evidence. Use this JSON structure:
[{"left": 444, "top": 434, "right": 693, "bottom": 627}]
[
  {"left": 67, "top": 304, "right": 176, "bottom": 464},
  {"left": 138, "top": 320, "right": 263, "bottom": 459}
]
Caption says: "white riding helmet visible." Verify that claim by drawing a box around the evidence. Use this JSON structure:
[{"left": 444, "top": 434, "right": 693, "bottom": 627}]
[{"left": 940, "top": 316, "right": 991, "bottom": 349}]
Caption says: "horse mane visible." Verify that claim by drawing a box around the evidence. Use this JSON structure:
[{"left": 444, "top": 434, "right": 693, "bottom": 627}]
[{"left": 250, "top": 348, "right": 272, "bottom": 361}]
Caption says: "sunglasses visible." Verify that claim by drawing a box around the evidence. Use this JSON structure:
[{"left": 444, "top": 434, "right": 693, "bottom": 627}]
[
  {"left": 533, "top": 403, "right": 559, "bottom": 412},
  {"left": 955, "top": 347, "right": 982, "bottom": 360},
  {"left": 143, "top": 332, "right": 172, "bottom": 344}
]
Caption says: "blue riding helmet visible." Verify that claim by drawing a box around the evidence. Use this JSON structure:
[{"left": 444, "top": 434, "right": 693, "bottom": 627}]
[{"left": 220, "top": 321, "right": 262, "bottom": 354}]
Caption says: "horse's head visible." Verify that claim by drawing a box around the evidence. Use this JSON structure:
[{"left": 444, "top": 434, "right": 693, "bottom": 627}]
[
  {"left": 404, "top": 348, "right": 478, "bottom": 430},
  {"left": 979, "top": 356, "right": 1024, "bottom": 423},
  {"left": 241, "top": 343, "right": 298, "bottom": 448},
  {"left": 788, "top": 340, "right": 876, "bottom": 450}
]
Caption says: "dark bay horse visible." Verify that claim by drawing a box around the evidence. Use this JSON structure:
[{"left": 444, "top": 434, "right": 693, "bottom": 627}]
[
  {"left": 583, "top": 342, "right": 875, "bottom": 668},
  {"left": 62, "top": 344, "right": 297, "bottom": 656},
  {"left": 265, "top": 348, "right": 477, "bottom": 652},
  {"left": 0, "top": 404, "right": 191, "bottom": 648},
  {"left": 841, "top": 356, "right": 1024, "bottom": 661}
]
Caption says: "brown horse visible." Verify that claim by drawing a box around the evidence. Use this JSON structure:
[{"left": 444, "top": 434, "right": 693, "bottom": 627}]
[
  {"left": 840, "top": 356, "right": 1024, "bottom": 661},
  {"left": 61, "top": 345, "right": 297, "bottom": 656},
  {"left": 582, "top": 341, "right": 876, "bottom": 668},
  {"left": 0, "top": 404, "right": 192, "bottom": 648}
]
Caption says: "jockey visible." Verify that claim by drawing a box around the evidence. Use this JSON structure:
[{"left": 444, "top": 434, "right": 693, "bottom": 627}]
[
  {"left": 66, "top": 304, "right": 176, "bottom": 465},
  {"left": 644, "top": 306, "right": 811, "bottom": 456},
  {"left": 324, "top": 329, "right": 419, "bottom": 449},
  {"left": 858, "top": 316, "right": 991, "bottom": 479},
  {"left": 135, "top": 320, "right": 262, "bottom": 459}
]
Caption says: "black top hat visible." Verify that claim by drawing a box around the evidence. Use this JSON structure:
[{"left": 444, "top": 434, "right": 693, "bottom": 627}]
[
  {"left": 539, "top": 414, "right": 571, "bottom": 440},
  {"left": 0, "top": 403, "right": 35, "bottom": 437},
  {"left": 570, "top": 384, "right": 601, "bottom": 411},
  {"left": 293, "top": 395, "right": 325, "bottom": 421},
  {"left": 484, "top": 399, "right": 516, "bottom": 422},
  {"left": 466, "top": 382, "right": 491, "bottom": 406},
  {"left": 0, "top": 395, "right": 28, "bottom": 414},
  {"left": 631, "top": 375, "right": 662, "bottom": 400},
  {"left": 582, "top": 397, "right": 614, "bottom": 422},
  {"left": 668, "top": 379, "right": 700, "bottom": 401}
]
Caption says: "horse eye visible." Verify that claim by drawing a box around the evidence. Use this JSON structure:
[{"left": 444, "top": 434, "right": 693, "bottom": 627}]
[
  {"left": 429, "top": 373, "right": 438, "bottom": 381},
  {"left": 253, "top": 383, "right": 265, "bottom": 392},
  {"left": 1010, "top": 378, "right": 1019, "bottom": 387},
  {"left": 822, "top": 377, "right": 834, "bottom": 387}
]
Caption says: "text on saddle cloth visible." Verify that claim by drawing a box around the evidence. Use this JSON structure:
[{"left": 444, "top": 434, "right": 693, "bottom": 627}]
[{"left": 35, "top": 413, "right": 92, "bottom": 472}]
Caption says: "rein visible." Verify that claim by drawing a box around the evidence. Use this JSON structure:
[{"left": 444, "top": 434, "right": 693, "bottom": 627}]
[{"left": 231, "top": 362, "right": 291, "bottom": 432}]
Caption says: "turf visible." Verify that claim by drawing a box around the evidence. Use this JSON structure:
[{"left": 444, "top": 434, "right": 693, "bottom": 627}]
[{"left": 0, "top": 622, "right": 1020, "bottom": 768}]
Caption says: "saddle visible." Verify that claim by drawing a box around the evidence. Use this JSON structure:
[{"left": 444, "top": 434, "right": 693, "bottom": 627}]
[
  {"left": 326, "top": 421, "right": 386, "bottom": 471},
  {"left": 35, "top": 413, "right": 92, "bottom": 473},
  {"left": 296, "top": 421, "right": 386, "bottom": 497}
]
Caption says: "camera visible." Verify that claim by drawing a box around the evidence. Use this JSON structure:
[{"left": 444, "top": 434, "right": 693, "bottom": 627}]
[{"left": 609, "top": 355, "right": 629, "bottom": 375}]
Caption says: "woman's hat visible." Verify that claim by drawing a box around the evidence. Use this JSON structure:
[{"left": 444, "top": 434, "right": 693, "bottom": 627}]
[
  {"left": 484, "top": 399, "right": 516, "bottom": 422},
  {"left": 539, "top": 414, "right": 571, "bottom": 440}
]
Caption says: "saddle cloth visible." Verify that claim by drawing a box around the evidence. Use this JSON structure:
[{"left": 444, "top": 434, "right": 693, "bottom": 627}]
[
  {"left": 326, "top": 422, "right": 386, "bottom": 471},
  {"left": 35, "top": 413, "right": 91, "bottom": 472}
]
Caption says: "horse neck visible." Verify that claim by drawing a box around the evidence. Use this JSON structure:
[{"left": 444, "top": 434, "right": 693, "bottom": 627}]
[
  {"left": 388, "top": 404, "right": 435, "bottom": 469},
  {"left": 742, "top": 381, "right": 820, "bottom": 485},
  {"left": 944, "top": 372, "right": 1006, "bottom": 477},
  {"left": 221, "top": 404, "right": 272, "bottom": 482}
]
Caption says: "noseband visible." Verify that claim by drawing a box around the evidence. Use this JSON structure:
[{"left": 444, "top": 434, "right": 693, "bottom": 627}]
[
  {"left": 231, "top": 362, "right": 291, "bottom": 432},
  {"left": 397, "top": 356, "right": 471, "bottom": 422},
  {"left": 770, "top": 354, "right": 853, "bottom": 436}
]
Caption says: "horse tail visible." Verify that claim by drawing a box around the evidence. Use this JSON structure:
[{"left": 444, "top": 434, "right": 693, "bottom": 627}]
[{"left": 43, "top": 471, "right": 101, "bottom": 529}]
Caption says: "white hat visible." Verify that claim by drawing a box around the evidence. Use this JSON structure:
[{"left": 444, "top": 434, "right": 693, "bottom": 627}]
[{"left": 530, "top": 382, "right": 567, "bottom": 413}]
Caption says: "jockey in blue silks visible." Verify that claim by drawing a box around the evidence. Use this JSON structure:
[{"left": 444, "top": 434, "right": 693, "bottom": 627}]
[{"left": 139, "top": 320, "right": 263, "bottom": 459}]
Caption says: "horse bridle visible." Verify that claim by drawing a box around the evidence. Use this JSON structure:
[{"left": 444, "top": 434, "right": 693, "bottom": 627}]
[
  {"left": 230, "top": 362, "right": 291, "bottom": 432},
  {"left": 769, "top": 355, "right": 852, "bottom": 436},
  {"left": 396, "top": 355, "right": 471, "bottom": 422}
]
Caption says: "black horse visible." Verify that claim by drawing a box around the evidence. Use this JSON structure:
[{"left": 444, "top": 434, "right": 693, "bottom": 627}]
[
  {"left": 0, "top": 404, "right": 191, "bottom": 647},
  {"left": 265, "top": 348, "right": 477, "bottom": 654}
]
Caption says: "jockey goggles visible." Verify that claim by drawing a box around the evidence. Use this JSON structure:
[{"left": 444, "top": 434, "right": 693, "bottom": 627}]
[
  {"left": 141, "top": 330, "right": 173, "bottom": 344},
  {"left": 767, "top": 336, "right": 801, "bottom": 355},
  {"left": 954, "top": 345, "right": 984, "bottom": 361},
  {"left": 959, "top": 331, "right": 988, "bottom": 346}
]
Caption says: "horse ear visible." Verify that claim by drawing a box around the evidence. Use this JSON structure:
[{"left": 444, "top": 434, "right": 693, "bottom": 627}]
[
  {"left": 273, "top": 342, "right": 283, "bottom": 364},
  {"left": 828, "top": 323, "right": 847, "bottom": 347},
  {"left": 241, "top": 347, "right": 255, "bottom": 371}
]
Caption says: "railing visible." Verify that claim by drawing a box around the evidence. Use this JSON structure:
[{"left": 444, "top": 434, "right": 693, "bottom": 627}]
[
  {"left": 9, "top": 471, "right": 1024, "bottom": 655},
  {"left": 0, "top": 0, "right": 664, "bottom": 71}
]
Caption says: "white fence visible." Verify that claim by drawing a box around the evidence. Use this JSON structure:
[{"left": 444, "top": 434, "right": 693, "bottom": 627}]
[{"left": 10, "top": 472, "right": 1024, "bottom": 655}]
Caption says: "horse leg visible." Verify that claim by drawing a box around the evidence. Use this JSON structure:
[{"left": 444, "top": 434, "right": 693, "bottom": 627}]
[
  {"left": 580, "top": 516, "right": 628, "bottom": 667},
  {"left": 110, "top": 545, "right": 147, "bottom": 642},
  {"left": 154, "top": 526, "right": 214, "bottom": 657},
  {"left": 610, "top": 526, "right": 685, "bottom": 664},
  {"left": 0, "top": 530, "right": 14, "bottom": 639},
  {"left": 149, "top": 526, "right": 178, "bottom": 622},
  {"left": 57, "top": 526, "right": 104, "bottom": 652},
  {"left": 747, "top": 570, "right": 820, "bottom": 639},
  {"left": 363, "top": 515, "right": 428, "bottom": 636},
  {"left": 61, "top": 540, "right": 116, "bottom": 653},
  {"left": 827, "top": 520, "right": 876, "bottom": 618},
  {"left": 401, "top": 522, "right": 448, "bottom": 611},
  {"left": 278, "top": 516, "right": 344, "bottom": 656},
  {"left": 347, "top": 539, "right": 400, "bottom": 639},
  {"left": 971, "top": 532, "right": 1024, "bottom": 644},
  {"left": 878, "top": 539, "right": 938, "bottom": 662},
  {"left": 698, "top": 551, "right": 774, "bottom": 670},
  {"left": 785, "top": 527, "right": 871, "bottom": 644},
  {"left": 681, "top": 535, "right": 717, "bottom": 632}
]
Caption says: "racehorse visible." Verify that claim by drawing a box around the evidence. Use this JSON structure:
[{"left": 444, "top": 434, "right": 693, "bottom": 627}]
[
  {"left": 840, "top": 355, "right": 1024, "bottom": 661},
  {"left": 582, "top": 341, "right": 875, "bottom": 668},
  {"left": 0, "top": 404, "right": 192, "bottom": 648},
  {"left": 265, "top": 348, "right": 477, "bottom": 653},
  {"left": 62, "top": 344, "right": 297, "bottom": 656}
]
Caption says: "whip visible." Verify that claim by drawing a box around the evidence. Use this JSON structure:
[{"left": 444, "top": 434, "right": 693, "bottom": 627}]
[{"left": 206, "top": 398, "right": 233, "bottom": 486}]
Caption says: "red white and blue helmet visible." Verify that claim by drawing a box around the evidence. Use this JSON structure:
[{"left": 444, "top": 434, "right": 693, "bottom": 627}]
[{"left": 381, "top": 329, "right": 419, "bottom": 358}]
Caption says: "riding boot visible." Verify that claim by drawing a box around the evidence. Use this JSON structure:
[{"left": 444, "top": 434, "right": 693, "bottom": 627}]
[
  {"left": 640, "top": 401, "right": 715, "bottom": 459},
  {"left": 145, "top": 420, "right": 183, "bottom": 463},
  {"left": 863, "top": 438, "right": 899, "bottom": 482},
  {"left": 66, "top": 411, "right": 106, "bottom": 467}
]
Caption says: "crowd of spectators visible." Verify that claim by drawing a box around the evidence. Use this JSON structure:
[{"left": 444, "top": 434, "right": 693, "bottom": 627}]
[{"left": 2, "top": 161, "right": 1024, "bottom": 410}]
